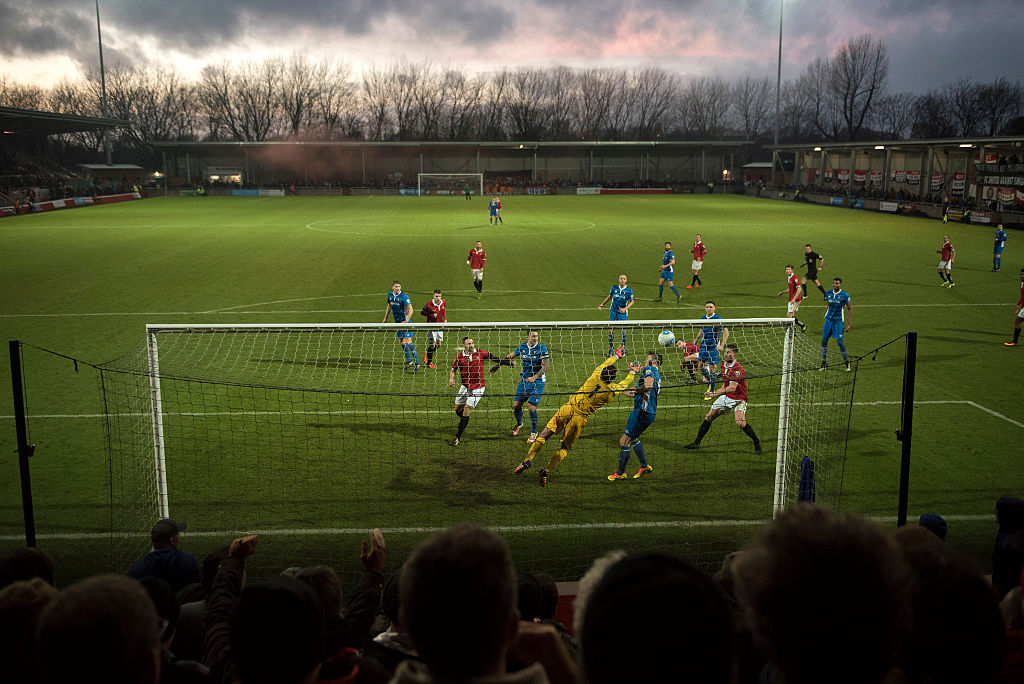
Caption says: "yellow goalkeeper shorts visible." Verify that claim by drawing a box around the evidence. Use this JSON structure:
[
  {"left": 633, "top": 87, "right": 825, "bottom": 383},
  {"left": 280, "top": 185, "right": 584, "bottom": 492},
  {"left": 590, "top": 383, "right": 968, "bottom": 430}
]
[{"left": 545, "top": 404, "right": 588, "bottom": 451}]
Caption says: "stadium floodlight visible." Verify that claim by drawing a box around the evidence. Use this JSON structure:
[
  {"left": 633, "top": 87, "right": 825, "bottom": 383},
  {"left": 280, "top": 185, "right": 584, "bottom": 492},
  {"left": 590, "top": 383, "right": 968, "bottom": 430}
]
[
  {"left": 94, "top": 318, "right": 854, "bottom": 578},
  {"left": 813, "top": 147, "right": 822, "bottom": 152},
  {"left": 958, "top": 144, "right": 974, "bottom": 148},
  {"left": 874, "top": 145, "right": 885, "bottom": 150}
]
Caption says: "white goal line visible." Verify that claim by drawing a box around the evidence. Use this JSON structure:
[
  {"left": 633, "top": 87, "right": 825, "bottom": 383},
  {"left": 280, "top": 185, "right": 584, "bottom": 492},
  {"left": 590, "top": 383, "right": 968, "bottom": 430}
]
[
  {"left": 0, "top": 514, "right": 999, "bottom": 542},
  {"left": 2, "top": 400, "right": 1021, "bottom": 428}
]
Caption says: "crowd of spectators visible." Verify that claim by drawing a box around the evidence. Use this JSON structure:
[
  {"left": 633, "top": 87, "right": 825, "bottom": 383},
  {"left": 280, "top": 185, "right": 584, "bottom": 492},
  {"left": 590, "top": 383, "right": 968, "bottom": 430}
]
[{"left": 1, "top": 498, "right": 1023, "bottom": 684}]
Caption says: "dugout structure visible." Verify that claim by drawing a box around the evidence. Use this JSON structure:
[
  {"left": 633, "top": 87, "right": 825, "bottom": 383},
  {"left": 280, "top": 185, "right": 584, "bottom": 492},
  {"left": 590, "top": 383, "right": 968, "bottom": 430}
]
[{"left": 97, "top": 319, "right": 855, "bottom": 579}]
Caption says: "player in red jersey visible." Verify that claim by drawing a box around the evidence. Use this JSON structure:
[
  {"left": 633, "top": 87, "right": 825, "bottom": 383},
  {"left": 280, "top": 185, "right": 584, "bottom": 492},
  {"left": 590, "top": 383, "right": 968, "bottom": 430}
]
[
  {"left": 688, "top": 234, "right": 706, "bottom": 289},
  {"left": 467, "top": 240, "right": 486, "bottom": 297},
  {"left": 777, "top": 264, "right": 807, "bottom": 333},
  {"left": 1005, "top": 268, "right": 1024, "bottom": 347},
  {"left": 683, "top": 344, "right": 762, "bottom": 454},
  {"left": 937, "top": 235, "right": 956, "bottom": 287},
  {"left": 447, "top": 337, "right": 495, "bottom": 445},
  {"left": 674, "top": 339, "right": 702, "bottom": 384},
  {"left": 420, "top": 289, "right": 447, "bottom": 368}
]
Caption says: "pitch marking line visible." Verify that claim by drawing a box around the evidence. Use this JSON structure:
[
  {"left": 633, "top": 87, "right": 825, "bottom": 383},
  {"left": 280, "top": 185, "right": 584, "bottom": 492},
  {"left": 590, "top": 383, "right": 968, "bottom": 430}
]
[
  {"left": 0, "top": 514, "right": 998, "bottom": 542},
  {"left": 2, "top": 400, "right": 1021, "bottom": 429}
]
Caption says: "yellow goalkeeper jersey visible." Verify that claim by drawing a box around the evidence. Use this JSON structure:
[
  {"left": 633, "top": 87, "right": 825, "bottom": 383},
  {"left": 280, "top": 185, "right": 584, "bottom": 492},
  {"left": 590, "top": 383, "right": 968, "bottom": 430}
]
[{"left": 567, "top": 356, "right": 636, "bottom": 417}]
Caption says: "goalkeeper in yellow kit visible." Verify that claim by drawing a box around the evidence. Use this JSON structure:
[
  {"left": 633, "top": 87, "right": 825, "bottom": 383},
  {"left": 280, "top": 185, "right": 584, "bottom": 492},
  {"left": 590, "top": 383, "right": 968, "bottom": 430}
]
[{"left": 513, "top": 346, "right": 638, "bottom": 487}]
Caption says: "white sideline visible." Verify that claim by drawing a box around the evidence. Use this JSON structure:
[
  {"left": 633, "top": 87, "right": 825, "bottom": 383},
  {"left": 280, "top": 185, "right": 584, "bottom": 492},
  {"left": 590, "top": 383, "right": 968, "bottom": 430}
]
[
  {"left": 0, "top": 514, "right": 999, "bottom": 542},
  {"left": 2, "top": 400, "right": 1022, "bottom": 428}
]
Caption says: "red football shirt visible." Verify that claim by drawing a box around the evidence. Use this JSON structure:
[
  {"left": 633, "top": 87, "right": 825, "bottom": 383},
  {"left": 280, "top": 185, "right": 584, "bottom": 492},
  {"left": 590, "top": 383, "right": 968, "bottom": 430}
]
[
  {"left": 787, "top": 272, "right": 802, "bottom": 301},
  {"left": 468, "top": 249, "right": 486, "bottom": 269},
  {"left": 422, "top": 299, "right": 447, "bottom": 323},
  {"left": 721, "top": 360, "right": 747, "bottom": 401},
  {"left": 940, "top": 241, "right": 953, "bottom": 261},
  {"left": 691, "top": 241, "right": 706, "bottom": 262},
  {"left": 681, "top": 342, "right": 700, "bottom": 370},
  {"left": 1017, "top": 280, "right": 1024, "bottom": 308},
  {"left": 452, "top": 350, "right": 493, "bottom": 390}
]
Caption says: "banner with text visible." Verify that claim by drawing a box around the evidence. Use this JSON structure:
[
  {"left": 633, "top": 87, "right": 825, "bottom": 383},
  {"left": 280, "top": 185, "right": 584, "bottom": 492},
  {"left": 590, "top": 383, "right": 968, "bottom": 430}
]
[{"left": 906, "top": 170, "right": 920, "bottom": 185}]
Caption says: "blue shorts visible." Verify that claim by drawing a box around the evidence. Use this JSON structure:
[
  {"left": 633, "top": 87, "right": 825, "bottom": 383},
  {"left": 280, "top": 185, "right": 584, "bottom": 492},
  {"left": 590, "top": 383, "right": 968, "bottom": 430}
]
[
  {"left": 489, "top": 208, "right": 497, "bottom": 216},
  {"left": 395, "top": 330, "right": 412, "bottom": 339},
  {"left": 624, "top": 411, "right": 655, "bottom": 440},
  {"left": 699, "top": 345, "right": 719, "bottom": 365},
  {"left": 994, "top": 245, "right": 1005, "bottom": 255},
  {"left": 514, "top": 379, "right": 545, "bottom": 405},
  {"left": 661, "top": 268, "right": 673, "bottom": 280},
  {"left": 822, "top": 319, "right": 845, "bottom": 344},
  {"left": 609, "top": 310, "right": 629, "bottom": 322}
]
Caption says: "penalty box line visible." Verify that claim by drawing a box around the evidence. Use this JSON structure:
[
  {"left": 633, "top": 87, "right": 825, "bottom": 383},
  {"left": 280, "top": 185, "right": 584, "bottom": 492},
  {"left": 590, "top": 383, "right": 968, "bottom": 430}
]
[
  {"left": 3, "top": 400, "right": 1022, "bottom": 429},
  {"left": 0, "top": 514, "right": 999, "bottom": 542}
]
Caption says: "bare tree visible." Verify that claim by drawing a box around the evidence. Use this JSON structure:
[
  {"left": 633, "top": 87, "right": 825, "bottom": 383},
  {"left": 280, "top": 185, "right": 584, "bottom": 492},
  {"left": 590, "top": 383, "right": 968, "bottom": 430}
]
[
  {"left": 389, "top": 62, "right": 423, "bottom": 140},
  {"left": 0, "top": 77, "right": 46, "bottom": 109},
  {"left": 976, "top": 77, "right": 1023, "bottom": 136},
  {"left": 413, "top": 63, "right": 448, "bottom": 140},
  {"left": 308, "top": 58, "right": 358, "bottom": 139},
  {"left": 46, "top": 79, "right": 104, "bottom": 152},
  {"left": 198, "top": 58, "right": 284, "bottom": 141},
  {"left": 678, "top": 76, "right": 731, "bottom": 139},
  {"left": 478, "top": 69, "right": 509, "bottom": 140},
  {"left": 279, "top": 54, "right": 319, "bottom": 136},
  {"left": 945, "top": 78, "right": 984, "bottom": 136},
  {"left": 779, "top": 77, "right": 814, "bottom": 143},
  {"left": 911, "top": 90, "right": 955, "bottom": 139},
  {"left": 506, "top": 67, "right": 551, "bottom": 139},
  {"left": 573, "top": 68, "right": 620, "bottom": 140},
  {"left": 545, "top": 65, "right": 577, "bottom": 140},
  {"left": 362, "top": 64, "right": 394, "bottom": 141},
  {"left": 804, "top": 35, "right": 888, "bottom": 141},
  {"left": 627, "top": 67, "right": 678, "bottom": 139},
  {"left": 442, "top": 68, "right": 485, "bottom": 140},
  {"left": 731, "top": 75, "right": 774, "bottom": 141},
  {"left": 872, "top": 92, "right": 916, "bottom": 140}
]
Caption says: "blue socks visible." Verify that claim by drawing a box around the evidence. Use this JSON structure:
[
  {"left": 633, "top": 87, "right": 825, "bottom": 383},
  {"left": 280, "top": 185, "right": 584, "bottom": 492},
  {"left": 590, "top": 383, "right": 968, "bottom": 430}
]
[
  {"left": 403, "top": 345, "right": 412, "bottom": 363},
  {"left": 408, "top": 343, "right": 418, "bottom": 364},
  {"left": 658, "top": 284, "right": 665, "bottom": 297},
  {"left": 670, "top": 285, "right": 680, "bottom": 298},
  {"left": 617, "top": 445, "right": 631, "bottom": 474},
  {"left": 608, "top": 333, "right": 614, "bottom": 356},
  {"left": 633, "top": 440, "right": 647, "bottom": 467},
  {"left": 530, "top": 410, "right": 538, "bottom": 432},
  {"left": 703, "top": 367, "right": 716, "bottom": 392},
  {"left": 514, "top": 405, "right": 523, "bottom": 427}
]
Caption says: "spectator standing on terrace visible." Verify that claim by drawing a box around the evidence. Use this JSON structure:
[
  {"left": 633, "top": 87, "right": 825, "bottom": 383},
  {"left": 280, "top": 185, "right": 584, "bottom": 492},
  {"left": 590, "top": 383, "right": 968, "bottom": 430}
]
[
  {"left": 129, "top": 518, "right": 200, "bottom": 593},
  {"left": 994, "top": 496, "right": 1024, "bottom": 600},
  {"left": 391, "top": 522, "right": 576, "bottom": 684}
]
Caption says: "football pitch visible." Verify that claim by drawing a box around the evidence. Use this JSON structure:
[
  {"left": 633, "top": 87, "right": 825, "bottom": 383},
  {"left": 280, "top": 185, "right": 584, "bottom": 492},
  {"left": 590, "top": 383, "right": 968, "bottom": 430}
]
[{"left": 1, "top": 193, "right": 1021, "bottom": 584}]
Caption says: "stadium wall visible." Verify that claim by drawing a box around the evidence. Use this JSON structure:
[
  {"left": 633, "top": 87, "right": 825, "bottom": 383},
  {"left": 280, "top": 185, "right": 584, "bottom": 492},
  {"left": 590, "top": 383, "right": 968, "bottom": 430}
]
[{"left": 0, "top": 192, "right": 142, "bottom": 218}]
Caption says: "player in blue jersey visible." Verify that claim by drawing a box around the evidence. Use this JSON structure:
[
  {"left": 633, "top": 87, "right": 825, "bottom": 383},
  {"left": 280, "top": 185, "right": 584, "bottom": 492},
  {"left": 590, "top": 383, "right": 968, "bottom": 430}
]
[
  {"left": 654, "top": 242, "right": 682, "bottom": 304},
  {"left": 608, "top": 352, "right": 662, "bottom": 481},
  {"left": 598, "top": 274, "right": 635, "bottom": 356},
  {"left": 381, "top": 280, "right": 419, "bottom": 372},
  {"left": 691, "top": 301, "right": 729, "bottom": 398},
  {"left": 993, "top": 223, "right": 1008, "bottom": 272},
  {"left": 498, "top": 329, "right": 551, "bottom": 442},
  {"left": 488, "top": 197, "right": 503, "bottom": 225},
  {"left": 821, "top": 278, "right": 852, "bottom": 371}
]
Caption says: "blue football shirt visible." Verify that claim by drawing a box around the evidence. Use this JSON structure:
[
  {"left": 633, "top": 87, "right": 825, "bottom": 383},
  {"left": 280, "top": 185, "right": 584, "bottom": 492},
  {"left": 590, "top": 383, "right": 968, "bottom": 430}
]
[
  {"left": 387, "top": 292, "right": 411, "bottom": 322},
  {"left": 700, "top": 314, "right": 724, "bottom": 347},
  {"left": 824, "top": 289, "right": 851, "bottom": 321},
  {"left": 633, "top": 365, "right": 661, "bottom": 415},
  {"left": 513, "top": 342, "right": 550, "bottom": 380},
  {"left": 609, "top": 285, "right": 634, "bottom": 312}
]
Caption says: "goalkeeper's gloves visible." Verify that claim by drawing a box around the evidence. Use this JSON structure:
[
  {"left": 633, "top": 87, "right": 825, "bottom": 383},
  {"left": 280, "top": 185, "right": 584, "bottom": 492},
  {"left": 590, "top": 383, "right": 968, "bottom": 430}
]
[
  {"left": 613, "top": 345, "right": 627, "bottom": 359},
  {"left": 629, "top": 361, "right": 641, "bottom": 373}
]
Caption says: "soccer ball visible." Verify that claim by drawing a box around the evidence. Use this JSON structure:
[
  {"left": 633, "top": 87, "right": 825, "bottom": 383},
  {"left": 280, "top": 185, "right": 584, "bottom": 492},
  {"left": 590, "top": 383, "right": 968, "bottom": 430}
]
[{"left": 658, "top": 330, "right": 676, "bottom": 347}]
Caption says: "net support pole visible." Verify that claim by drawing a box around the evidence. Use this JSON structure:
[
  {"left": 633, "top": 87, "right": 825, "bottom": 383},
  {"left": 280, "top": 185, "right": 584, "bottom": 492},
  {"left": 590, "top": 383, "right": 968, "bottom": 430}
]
[
  {"left": 9, "top": 340, "right": 37, "bottom": 546},
  {"left": 772, "top": 322, "right": 796, "bottom": 518},
  {"left": 146, "top": 329, "right": 170, "bottom": 519},
  {"left": 896, "top": 331, "right": 917, "bottom": 527}
]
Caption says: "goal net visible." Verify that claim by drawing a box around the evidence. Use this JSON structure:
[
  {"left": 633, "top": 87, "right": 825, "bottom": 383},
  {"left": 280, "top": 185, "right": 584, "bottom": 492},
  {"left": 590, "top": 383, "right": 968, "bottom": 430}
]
[
  {"left": 96, "top": 319, "right": 854, "bottom": 580},
  {"left": 417, "top": 173, "right": 483, "bottom": 196}
]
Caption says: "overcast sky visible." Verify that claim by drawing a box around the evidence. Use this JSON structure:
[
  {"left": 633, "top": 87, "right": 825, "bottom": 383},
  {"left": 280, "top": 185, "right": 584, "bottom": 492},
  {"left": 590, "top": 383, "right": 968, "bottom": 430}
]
[{"left": 2, "top": 0, "right": 1022, "bottom": 93}]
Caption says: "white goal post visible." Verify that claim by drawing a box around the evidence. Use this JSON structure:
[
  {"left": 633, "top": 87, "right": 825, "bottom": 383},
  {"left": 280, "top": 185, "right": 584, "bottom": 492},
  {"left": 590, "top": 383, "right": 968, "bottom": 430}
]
[{"left": 417, "top": 173, "right": 484, "bottom": 196}]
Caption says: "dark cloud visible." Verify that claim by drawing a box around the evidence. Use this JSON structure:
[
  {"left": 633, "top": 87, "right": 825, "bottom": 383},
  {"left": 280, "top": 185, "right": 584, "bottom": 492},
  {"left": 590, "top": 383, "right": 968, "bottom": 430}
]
[{"left": 0, "top": 1, "right": 93, "bottom": 57}]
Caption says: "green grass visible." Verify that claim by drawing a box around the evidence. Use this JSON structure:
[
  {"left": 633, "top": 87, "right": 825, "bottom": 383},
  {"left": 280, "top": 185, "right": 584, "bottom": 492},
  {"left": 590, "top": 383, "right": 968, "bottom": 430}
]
[{"left": 1, "top": 194, "right": 1022, "bottom": 585}]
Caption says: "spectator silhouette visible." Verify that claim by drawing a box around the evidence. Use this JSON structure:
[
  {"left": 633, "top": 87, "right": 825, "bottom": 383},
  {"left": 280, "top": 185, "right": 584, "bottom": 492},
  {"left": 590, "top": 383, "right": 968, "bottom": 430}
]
[
  {"left": 579, "top": 553, "right": 734, "bottom": 684},
  {"left": 363, "top": 568, "right": 421, "bottom": 678},
  {"left": 734, "top": 505, "right": 910, "bottom": 684},
  {"left": 994, "top": 496, "right": 1024, "bottom": 600},
  {"left": 918, "top": 513, "right": 948, "bottom": 541},
  {"left": 0, "top": 577, "right": 58, "bottom": 684},
  {"left": 36, "top": 574, "right": 164, "bottom": 684},
  {"left": 0, "top": 546, "right": 55, "bottom": 589},
  {"left": 392, "top": 522, "right": 575, "bottom": 684},
  {"left": 172, "top": 545, "right": 229, "bottom": 662},
  {"left": 138, "top": 576, "right": 212, "bottom": 684},
  {"left": 129, "top": 519, "right": 201, "bottom": 593},
  {"left": 893, "top": 525, "right": 1005, "bottom": 683}
]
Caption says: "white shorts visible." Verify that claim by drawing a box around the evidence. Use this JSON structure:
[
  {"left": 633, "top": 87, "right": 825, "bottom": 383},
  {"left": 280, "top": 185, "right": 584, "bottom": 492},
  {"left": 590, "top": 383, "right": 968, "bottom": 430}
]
[
  {"left": 455, "top": 386, "right": 485, "bottom": 408},
  {"left": 1017, "top": 308, "right": 1024, "bottom": 321},
  {"left": 472, "top": 268, "right": 484, "bottom": 280},
  {"left": 711, "top": 395, "right": 747, "bottom": 413},
  {"left": 691, "top": 260, "right": 703, "bottom": 271},
  {"left": 938, "top": 260, "right": 952, "bottom": 271},
  {"left": 788, "top": 300, "right": 802, "bottom": 313},
  {"left": 428, "top": 331, "right": 443, "bottom": 343}
]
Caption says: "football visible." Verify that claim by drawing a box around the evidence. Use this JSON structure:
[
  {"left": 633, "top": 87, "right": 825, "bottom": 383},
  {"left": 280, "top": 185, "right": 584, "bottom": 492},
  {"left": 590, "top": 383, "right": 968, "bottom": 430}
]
[{"left": 658, "top": 330, "right": 676, "bottom": 347}]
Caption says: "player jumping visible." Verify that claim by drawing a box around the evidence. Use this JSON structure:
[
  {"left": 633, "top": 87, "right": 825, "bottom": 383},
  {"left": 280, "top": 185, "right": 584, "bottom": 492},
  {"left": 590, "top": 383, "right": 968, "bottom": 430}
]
[
  {"left": 420, "top": 289, "right": 447, "bottom": 368},
  {"left": 693, "top": 301, "right": 728, "bottom": 397},
  {"left": 447, "top": 337, "right": 494, "bottom": 446},
  {"left": 513, "top": 347, "right": 637, "bottom": 487},
  {"left": 382, "top": 280, "right": 418, "bottom": 373},
  {"left": 683, "top": 343, "right": 762, "bottom": 455},
  {"left": 674, "top": 339, "right": 702, "bottom": 384},
  {"left": 608, "top": 351, "right": 661, "bottom": 481},
  {"left": 821, "top": 277, "right": 852, "bottom": 371}
]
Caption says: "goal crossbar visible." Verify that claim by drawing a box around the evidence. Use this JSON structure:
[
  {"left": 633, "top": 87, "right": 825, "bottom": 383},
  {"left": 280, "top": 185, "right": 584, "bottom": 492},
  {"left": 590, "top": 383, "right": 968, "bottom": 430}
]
[{"left": 417, "top": 172, "right": 483, "bottom": 196}]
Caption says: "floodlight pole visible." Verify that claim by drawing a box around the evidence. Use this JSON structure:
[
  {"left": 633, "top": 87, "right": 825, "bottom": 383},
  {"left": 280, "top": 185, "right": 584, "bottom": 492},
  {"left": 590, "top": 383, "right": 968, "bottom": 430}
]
[
  {"left": 96, "top": 0, "right": 112, "bottom": 166},
  {"left": 9, "top": 340, "right": 37, "bottom": 547},
  {"left": 770, "top": 0, "right": 782, "bottom": 185}
]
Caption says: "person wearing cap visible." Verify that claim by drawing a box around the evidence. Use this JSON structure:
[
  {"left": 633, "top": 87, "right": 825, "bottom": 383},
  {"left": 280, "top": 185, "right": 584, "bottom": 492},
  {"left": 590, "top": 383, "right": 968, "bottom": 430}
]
[{"left": 128, "top": 518, "right": 200, "bottom": 593}]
